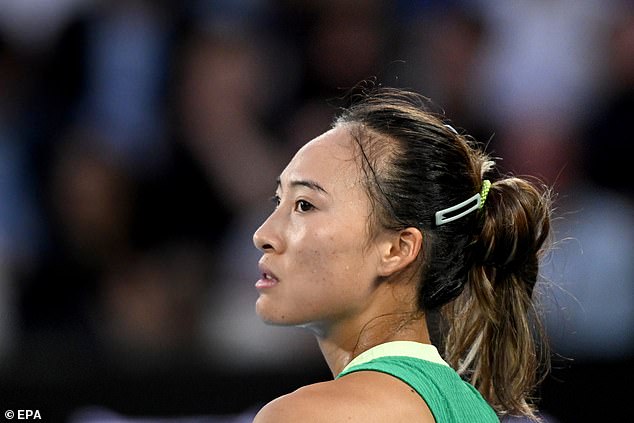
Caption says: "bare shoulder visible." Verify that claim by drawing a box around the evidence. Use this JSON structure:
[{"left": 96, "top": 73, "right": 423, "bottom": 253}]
[
  {"left": 252, "top": 371, "right": 435, "bottom": 423},
  {"left": 252, "top": 381, "right": 338, "bottom": 423}
]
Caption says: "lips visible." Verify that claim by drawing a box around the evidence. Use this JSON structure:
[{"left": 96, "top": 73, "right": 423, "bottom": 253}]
[{"left": 256, "top": 263, "right": 279, "bottom": 289}]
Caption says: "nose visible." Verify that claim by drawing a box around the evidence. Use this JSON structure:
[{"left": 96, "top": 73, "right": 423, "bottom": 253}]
[{"left": 253, "top": 214, "right": 282, "bottom": 253}]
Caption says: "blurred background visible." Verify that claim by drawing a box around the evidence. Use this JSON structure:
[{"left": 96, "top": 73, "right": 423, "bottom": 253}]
[{"left": 0, "top": 0, "right": 632, "bottom": 422}]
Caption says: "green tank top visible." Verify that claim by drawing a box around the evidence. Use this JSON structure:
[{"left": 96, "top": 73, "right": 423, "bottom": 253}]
[{"left": 336, "top": 341, "right": 499, "bottom": 423}]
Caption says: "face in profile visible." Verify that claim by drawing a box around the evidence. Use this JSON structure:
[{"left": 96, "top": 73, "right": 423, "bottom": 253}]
[{"left": 252, "top": 126, "right": 386, "bottom": 335}]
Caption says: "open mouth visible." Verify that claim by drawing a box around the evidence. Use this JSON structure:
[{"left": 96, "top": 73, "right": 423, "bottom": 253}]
[{"left": 256, "top": 265, "right": 279, "bottom": 289}]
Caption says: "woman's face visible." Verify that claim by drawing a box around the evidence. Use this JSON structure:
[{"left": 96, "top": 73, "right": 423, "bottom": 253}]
[{"left": 252, "top": 125, "right": 385, "bottom": 334}]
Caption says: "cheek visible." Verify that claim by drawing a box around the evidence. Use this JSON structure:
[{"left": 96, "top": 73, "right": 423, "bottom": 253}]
[
  {"left": 294, "top": 246, "right": 333, "bottom": 282},
  {"left": 294, "top": 236, "right": 368, "bottom": 288}
]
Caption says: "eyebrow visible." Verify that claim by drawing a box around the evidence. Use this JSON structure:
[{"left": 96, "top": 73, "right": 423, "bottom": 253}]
[{"left": 276, "top": 176, "right": 329, "bottom": 195}]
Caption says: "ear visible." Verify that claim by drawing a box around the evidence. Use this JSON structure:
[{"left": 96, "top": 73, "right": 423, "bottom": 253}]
[{"left": 376, "top": 227, "right": 423, "bottom": 277}]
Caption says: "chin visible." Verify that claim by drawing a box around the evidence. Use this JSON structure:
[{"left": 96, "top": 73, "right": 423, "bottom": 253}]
[
  {"left": 255, "top": 298, "right": 292, "bottom": 326},
  {"left": 256, "top": 304, "right": 319, "bottom": 331}
]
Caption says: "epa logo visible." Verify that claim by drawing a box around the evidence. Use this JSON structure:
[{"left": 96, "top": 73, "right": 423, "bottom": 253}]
[{"left": 4, "top": 410, "right": 42, "bottom": 420}]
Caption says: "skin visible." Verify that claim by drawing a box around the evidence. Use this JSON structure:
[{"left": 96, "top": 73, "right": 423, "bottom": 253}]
[{"left": 252, "top": 125, "right": 436, "bottom": 422}]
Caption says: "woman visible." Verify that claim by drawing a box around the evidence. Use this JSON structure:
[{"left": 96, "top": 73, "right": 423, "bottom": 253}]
[{"left": 252, "top": 87, "right": 552, "bottom": 422}]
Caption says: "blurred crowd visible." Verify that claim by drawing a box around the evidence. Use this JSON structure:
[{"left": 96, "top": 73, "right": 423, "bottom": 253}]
[{"left": 0, "top": 0, "right": 632, "bottom": 422}]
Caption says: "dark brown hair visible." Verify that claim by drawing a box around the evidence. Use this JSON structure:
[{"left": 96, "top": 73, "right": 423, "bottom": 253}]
[{"left": 335, "top": 87, "right": 552, "bottom": 419}]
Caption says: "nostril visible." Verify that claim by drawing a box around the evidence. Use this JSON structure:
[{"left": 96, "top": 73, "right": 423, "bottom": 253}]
[{"left": 253, "top": 226, "right": 279, "bottom": 252}]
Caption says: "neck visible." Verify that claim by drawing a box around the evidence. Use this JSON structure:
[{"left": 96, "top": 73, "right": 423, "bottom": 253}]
[{"left": 315, "top": 311, "right": 432, "bottom": 377}]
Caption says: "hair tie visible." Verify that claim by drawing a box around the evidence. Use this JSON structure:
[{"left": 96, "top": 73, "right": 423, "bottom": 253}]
[{"left": 479, "top": 179, "right": 491, "bottom": 209}]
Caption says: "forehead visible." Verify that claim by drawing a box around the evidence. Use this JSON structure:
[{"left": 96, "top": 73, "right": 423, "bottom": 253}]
[{"left": 279, "top": 126, "right": 362, "bottom": 191}]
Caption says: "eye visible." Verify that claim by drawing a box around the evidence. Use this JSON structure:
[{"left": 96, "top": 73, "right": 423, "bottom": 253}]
[
  {"left": 270, "top": 195, "right": 281, "bottom": 209},
  {"left": 295, "top": 200, "right": 315, "bottom": 212}
]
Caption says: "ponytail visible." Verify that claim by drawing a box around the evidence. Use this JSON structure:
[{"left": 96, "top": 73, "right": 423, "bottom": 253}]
[
  {"left": 334, "top": 86, "right": 554, "bottom": 419},
  {"left": 442, "top": 178, "right": 553, "bottom": 418}
]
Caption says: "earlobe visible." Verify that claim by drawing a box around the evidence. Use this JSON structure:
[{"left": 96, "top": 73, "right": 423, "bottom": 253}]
[{"left": 377, "top": 227, "right": 423, "bottom": 277}]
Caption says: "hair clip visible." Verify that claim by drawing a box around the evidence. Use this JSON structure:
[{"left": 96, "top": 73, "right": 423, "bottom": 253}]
[
  {"left": 434, "top": 180, "right": 491, "bottom": 226},
  {"left": 434, "top": 193, "right": 481, "bottom": 226}
]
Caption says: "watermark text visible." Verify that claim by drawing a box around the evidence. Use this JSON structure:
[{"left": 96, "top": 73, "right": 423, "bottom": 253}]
[{"left": 4, "top": 410, "right": 42, "bottom": 420}]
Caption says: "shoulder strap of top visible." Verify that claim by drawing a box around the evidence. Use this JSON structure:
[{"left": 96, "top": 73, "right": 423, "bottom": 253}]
[{"left": 338, "top": 353, "right": 498, "bottom": 423}]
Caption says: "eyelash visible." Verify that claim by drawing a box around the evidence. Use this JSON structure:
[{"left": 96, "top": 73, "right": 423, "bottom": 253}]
[
  {"left": 270, "top": 195, "right": 315, "bottom": 213},
  {"left": 295, "top": 200, "right": 314, "bottom": 212}
]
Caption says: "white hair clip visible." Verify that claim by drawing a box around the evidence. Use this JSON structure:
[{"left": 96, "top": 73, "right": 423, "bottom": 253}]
[
  {"left": 434, "top": 193, "right": 481, "bottom": 226},
  {"left": 434, "top": 180, "right": 491, "bottom": 226}
]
